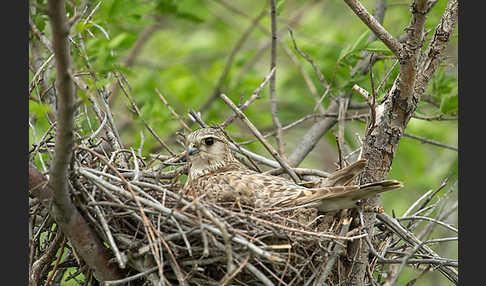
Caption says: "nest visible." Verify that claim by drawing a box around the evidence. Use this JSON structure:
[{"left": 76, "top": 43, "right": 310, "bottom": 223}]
[{"left": 68, "top": 144, "right": 371, "bottom": 285}]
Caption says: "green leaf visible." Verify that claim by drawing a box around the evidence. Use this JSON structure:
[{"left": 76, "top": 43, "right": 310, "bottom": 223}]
[
  {"left": 73, "top": 21, "right": 93, "bottom": 34},
  {"left": 33, "top": 14, "right": 46, "bottom": 32},
  {"left": 365, "top": 40, "right": 393, "bottom": 55},
  {"left": 94, "top": 78, "right": 116, "bottom": 89},
  {"left": 108, "top": 33, "right": 131, "bottom": 49},
  {"left": 440, "top": 94, "right": 458, "bottom": 115},
  {"left": 175, "top": 11, "right": 204, "bottom": 23},
  {"left": 156, "top": 0, "right": 178, "bottom": 14},
  {"left": 29, "top": 101, "right": 51, "bottom": 117},
  {"left": 338, "top": 44, "right": 352, "bottom": 61},
  {"left": 337, "top": 31, "right": 369, "bottom": 63},
  {"left": 350, "top": 30, "right": 370, "bottom": 54},
  {"left": 276, "top": 0, "right": 285, "bottom": 16}
]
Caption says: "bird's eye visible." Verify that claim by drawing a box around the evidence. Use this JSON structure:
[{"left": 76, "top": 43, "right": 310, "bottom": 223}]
[{"left": 204, "top": 137, "right": 214, "bottom": 146}]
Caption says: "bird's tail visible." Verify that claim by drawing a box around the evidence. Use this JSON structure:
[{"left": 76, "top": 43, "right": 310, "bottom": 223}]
[{"left": 286, "top": 179, "right": 403, "bottom": 212}]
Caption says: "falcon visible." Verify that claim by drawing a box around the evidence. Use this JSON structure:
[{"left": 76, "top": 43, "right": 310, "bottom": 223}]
[{"left": 183, "top": 127, "right": 402, "bottom": 212}]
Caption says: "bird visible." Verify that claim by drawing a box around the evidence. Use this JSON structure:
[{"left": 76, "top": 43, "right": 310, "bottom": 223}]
[{"left": 182, "top": 127, "right": 403, "bottom": 212}]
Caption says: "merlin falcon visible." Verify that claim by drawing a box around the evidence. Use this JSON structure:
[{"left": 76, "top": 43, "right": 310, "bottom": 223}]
[{"left": 183, "top": 127, "right": 402, "bottom": 212}]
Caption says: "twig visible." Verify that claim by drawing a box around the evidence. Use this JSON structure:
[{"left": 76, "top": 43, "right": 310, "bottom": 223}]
[
  {"left": 42, "top": 238, "right": 67, "bottom": 286},
  {"left": 29, "top": 54, "right": 54, "bottom": 96},
  {"left": 29, "top": 15, "right": 54, "bottom": 53},
  {"left": 288, "top": 27, "right": 333, "bottom": 113},
  {"left": 198, "top": 203, "right": 236, "bottom": 277},
  {"left": 403, "top": 133, "right": 458, "bottom": 151},
  {"left": 220, "top": 93, "right": 301, "bottom": 183},
  {"left": 316, "top": 217, "right": 352, "bottom": 284},
  {"left": 221, "top": 67, "right": 276, "bottom": 128},
  {"left": 411, "top": 113, "right": 458, "bottom": 121},
  {"left": 105, "top": 266, "right": 158, "bottom": 286},
  {"left": 377, "top": 59, "right": 399, "bottom": 94},
  {"left": 377, "top": 213, "right": 458, "bottom": 284},
  {"left": 155, "top": 88, "right": 191, "bottom": 132},
  {"left": 115, "top": 72, "right": 176, "bottom": 155},
  {"left": 367, "top": 55, "right": 378, "bottom": 136},
  {"left": 333, "top": 133, "right": 344, "bottom": 169},
  {"left": 385, "top": 241, "right": 426, "bottom": 286},
  {"left": 219, "top": 254, "right": 251, "bottom": 286},
  {"left": 30, "top": 230, "right": 64, "bottom": 285},
  {"left": 85, "top": 190, "right": 127, "bottom": 269},
  {"left": 396, "top": 216, "right": 457, "bottom": 233},
  {"left": 269, "top": 0, "right": 286, "bottom": 158},
  {"left": 280, "top": 43, "right": 324, "bottom": 113}
]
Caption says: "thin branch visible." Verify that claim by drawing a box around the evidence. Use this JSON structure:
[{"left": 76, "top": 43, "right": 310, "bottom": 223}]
[
  {"left": 288, "top": 28, "right": 330, "bottom": 91},
  {"left": 221, "top": 67, "right": 276, "bottom": 128},
  {"left": 220, "top": 93, "right": 301, "bottom": 184},
  {"left": 155, "top": 88, "right": 191, "bottom": 132},
  {"left": 269, "top": 0, "right": 286, "bottom": 158},
  {"left": 404, "top": 132, "right": 458, "bottom": 151},
  {"left": 115, "top": 72, "right": 176, "bottom": 156}
]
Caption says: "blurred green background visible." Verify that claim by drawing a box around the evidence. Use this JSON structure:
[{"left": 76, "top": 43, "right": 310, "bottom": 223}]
[{"left": 29, "top": 0, "right": 458, "bottom": 285}]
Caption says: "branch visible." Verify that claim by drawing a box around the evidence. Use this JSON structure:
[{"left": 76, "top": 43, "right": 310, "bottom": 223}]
[
  {"left": 269, "top": 0, "right": 286, "bottom": 158},
  {"left": 287, "top": 0, "right": 388, "bottom": 167},
  {"left": 220, "top": 67, "right": 275, "bottom": 128},
  {"left": 343, "top": 0, "right": 402, "bottom": 58},
  {"left": 404, "top": 132, "right": 458, "bottom": 151},
  {"left": 415, "top": 0, "right": 458, "bottom": 95},
  {"left": 47, "top": 0, "right": 75, "bottom": 219},
  {"left": 44, "top": 1, "right": 124, "bottom": 281}
]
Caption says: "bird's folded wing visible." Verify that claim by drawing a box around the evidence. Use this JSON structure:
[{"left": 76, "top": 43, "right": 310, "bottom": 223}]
[
  {"left": 319, "top": 159, "right": 367, "bottom": 187},
  {"left": 326, "top": 179, "right": 403, "bottom": 201}
]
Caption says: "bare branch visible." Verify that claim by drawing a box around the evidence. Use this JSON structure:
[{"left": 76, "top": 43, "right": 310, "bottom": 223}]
[
  {"left": 404, "top": 132, "right": 458, "bottom": 151},
  {"left": 269, "top": 0, "right": 286, "bottom": 158},
  {"left": 221, "top": 67, "right": 276, "bottom": 128}
]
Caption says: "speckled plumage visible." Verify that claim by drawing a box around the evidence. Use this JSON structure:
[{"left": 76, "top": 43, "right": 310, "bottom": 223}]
[{"left": 183, "top": 127, "right": 402, "bottom": 212}]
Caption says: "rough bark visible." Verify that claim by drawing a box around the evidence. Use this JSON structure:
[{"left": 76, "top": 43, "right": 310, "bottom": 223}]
[{"left": 343, "top": 0, "right": 458, "bottom": 284}]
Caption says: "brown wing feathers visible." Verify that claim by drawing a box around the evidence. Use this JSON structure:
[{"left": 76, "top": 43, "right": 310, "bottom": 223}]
[{"left": 185, "top": 128, "right": 403, "bottom": 212}]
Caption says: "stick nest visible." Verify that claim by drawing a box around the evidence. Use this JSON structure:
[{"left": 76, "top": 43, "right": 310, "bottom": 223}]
[{"left": 71, "top": 145, "right": 364, "bottom": 285}]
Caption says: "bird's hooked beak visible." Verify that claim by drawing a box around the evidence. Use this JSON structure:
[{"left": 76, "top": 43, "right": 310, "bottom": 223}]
[{"left": 188, "top": 145, "right": 199, "bottom": 156}]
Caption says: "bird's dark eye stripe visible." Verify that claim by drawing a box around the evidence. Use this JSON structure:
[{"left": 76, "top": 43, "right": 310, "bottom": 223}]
[{"left": 204, "top": 137, "right": 214, "bottom": 145}]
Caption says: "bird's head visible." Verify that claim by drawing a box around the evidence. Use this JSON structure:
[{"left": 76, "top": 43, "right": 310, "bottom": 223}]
[{"left": 185, "top": 127, "right": 237, "bottom": 179}]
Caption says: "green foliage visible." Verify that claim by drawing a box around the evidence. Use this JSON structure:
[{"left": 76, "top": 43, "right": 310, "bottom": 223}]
[
  {"left": 29, "top": 1, "right": 457, "bottom": 284},
  {"left": 29, "top": 101, "right": 51, "bottom": 118},
  {"left": 440, "top": 94, "right": 458, "bottom": 115},
  {"left": 365, "top": 40, "right": 393, "bottom": 55}
]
